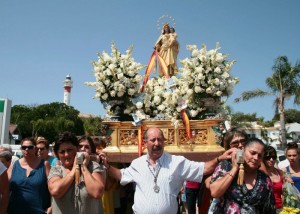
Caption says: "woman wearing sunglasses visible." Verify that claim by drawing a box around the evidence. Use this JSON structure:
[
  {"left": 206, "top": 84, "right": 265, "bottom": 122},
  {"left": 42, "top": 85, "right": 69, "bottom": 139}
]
[
  {"left": 7, "top": 137, "right": 51, "bottom": 214},
  {"left": 261, "top": 146, "right": 283, "bottom": 211}
]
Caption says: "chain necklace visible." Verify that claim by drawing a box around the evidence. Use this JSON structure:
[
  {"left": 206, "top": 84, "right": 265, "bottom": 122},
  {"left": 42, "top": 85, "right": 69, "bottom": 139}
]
[{"left": 147, "top": 161, "right": 161, "bottom": 193}]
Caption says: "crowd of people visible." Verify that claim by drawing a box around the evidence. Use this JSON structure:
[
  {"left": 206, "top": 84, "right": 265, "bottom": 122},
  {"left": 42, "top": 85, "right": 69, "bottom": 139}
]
[{"left": 0, "top": 127, "right": 299, "bottom": 213}]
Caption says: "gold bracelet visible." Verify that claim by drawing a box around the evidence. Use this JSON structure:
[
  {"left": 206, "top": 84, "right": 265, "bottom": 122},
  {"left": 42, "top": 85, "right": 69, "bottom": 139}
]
[{"left": 227, "top": 172, "right": 234, "bottom": 177}]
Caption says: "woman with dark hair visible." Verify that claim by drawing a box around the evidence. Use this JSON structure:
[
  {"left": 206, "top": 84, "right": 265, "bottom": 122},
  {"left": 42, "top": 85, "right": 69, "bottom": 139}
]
[
  {"left": 36, "top": 136, "right": 58, "bottom": 167},
  {"left": 78, "top": 135, "right": 96, "bottom": 154},
  {"left": 282, "top": 142, "right": 300, "bottom": 191},
  {"left": 206, "top": 127, "right": 248, "bottom": 213},
  {"left": 48, "top": 131, "right": 105, "bottom": 214},
  {"left": 210, "top": 138, "right": 276, "bottom": 213},
  {"left": 261, "top": 145, "right": 283, "bottom": 211},
  {"left": 8, "top": 137, "right": 51, "bottom": 214}
]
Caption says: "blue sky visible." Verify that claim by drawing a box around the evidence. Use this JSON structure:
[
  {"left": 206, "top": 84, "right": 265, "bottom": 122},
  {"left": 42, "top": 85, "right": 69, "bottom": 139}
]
[{"left": 1, "top": 0, "right": 299, "bottom": 121}]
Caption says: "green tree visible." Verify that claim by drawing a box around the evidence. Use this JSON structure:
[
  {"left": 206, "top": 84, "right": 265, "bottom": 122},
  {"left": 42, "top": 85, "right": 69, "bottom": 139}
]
[
  {"left": 11, "top": 102, "right": 85, "bottom": 142},
  {"left": 81, "top": 116, "right": 103, "bottom": 135},
  {"left": 284, "top": 109, "right": 300, "bottom": 123},
  {"left": 234, "top": 56, "right": 300, "bottom": 147}
]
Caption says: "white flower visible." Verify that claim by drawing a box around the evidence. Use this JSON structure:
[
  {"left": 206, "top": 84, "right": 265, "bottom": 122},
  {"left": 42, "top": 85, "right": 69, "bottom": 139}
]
[
  {"left": 104, "top": 79, "right": 110, "bottom": 86},
  {"left": 105, "top": 69, "right": 112, "bottom": 76},
  {"left": 216, "top": 91, "right": 223, "bottom": 96},
  {"left": 108, "top": 64, "right": 116, "bottom": 70},
  {"left": 110, "top": 90, "right": 116, "bottom": 97},
  {"left": 128, "top": 88, "right": 135, "bottom": 96},
  {"left": 157, "top": 104, "right": 165, "bottom": 111},
  {"left": 101, "top": 93, "right": 108, "bottom": 100},
  {"left": 206, "top": 87, "right": 212, "bottom": 94},
  {"left": 214, "top": 67, "right": 221, "bottom": 74},
  {"left": 153, "top": 95, "right": 161, "bottom": 105},
  {"left": 190, "top": 110, "right": 199, "bottom": 117},
  {"left": 214, "top": 78, "right": 220, "bottom": 85},
  {"left": 187, "top": 89, "right": 193, "bottom": 96},
  {"left": 128, "top": 70, "right": 135, "bottom": 77},
  {"left": 136, "top": 102, "right": 143, "bottom": 109},
  {"left": 194, "top": 86, "right": 201, "bottom": 93},
  {"left": 117, "top": 91, "right": 124, "bottom": 97},
  {"left": 117, "top": 73, "right": 124, "bottom": 79}
]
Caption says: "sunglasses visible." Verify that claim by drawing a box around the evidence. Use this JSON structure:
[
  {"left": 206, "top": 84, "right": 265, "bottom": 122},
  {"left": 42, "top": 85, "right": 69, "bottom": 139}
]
[
  {"left": 37, "top": 147, "right": 46, "bottom": 151},
  {"left": 230, "top": 138, "right": 246, "bottom": 146},
  {"left": 264, "top": 156, "right": 277, "bottom": 160},
  {"left": 21, "top": 145, "right": 35, "bottom": 150}
]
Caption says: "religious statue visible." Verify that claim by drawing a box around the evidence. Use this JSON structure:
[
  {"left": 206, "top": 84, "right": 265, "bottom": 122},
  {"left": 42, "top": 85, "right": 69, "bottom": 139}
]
[{"left": 154, "top": 23, "right": 179, "bottom": 76}]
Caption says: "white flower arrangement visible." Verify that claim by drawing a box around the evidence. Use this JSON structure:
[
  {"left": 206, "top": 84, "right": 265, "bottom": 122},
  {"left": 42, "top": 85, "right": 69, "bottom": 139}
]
[
  {"left": 85, "top": 42, "right": 239, "bottom": 124},
  {"left": 85, "top": 42, "right": 145, "bottom": 118},
  {"left": 179, "top": 42, "right": 239, "bottom": 119}
]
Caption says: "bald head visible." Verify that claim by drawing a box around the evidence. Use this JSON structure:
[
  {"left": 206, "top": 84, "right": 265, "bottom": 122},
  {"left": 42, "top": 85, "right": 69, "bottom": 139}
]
[{"left": 143, "top": 128, "right": 165, "bottom": 141}]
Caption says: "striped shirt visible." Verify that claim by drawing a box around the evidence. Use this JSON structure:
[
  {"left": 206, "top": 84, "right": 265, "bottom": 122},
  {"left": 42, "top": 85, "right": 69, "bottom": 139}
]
[{"left": 120, "top": 152, "right": 204, "bottom": 214}]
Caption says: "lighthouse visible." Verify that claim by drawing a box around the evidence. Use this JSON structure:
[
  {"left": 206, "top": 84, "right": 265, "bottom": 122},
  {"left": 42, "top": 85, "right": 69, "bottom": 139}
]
[{"left": 63, "top": 75, "right": 73, "bottom": 106}]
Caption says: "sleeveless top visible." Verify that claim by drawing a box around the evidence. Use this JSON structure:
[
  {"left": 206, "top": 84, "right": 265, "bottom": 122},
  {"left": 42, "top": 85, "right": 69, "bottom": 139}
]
[
  {"left": 8, "top": 159, "right": 50, "bottom": 214},
  {"left": 286, "top": 166, "right": 300, "bottom": 192},
  {"left": 272, "top": 169, "right": 283, "bottom": 209}
]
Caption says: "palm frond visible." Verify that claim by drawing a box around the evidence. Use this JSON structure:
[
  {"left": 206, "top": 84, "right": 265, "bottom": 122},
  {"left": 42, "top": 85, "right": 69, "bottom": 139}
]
[{"left": 234, "top": 89, "right": 271, "bottom": 103}]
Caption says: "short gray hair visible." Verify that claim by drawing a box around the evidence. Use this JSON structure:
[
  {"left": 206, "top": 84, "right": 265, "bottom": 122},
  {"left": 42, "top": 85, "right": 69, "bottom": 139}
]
[
  {"left": 0, "top": 151, "right": 12, "bottom": 162},
  {"left": 0, "top": 144, "right": 13, "bottom": 153}
]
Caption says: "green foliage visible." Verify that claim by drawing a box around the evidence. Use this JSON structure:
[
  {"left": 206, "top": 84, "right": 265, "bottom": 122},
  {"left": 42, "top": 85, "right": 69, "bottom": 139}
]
[
  {"left": 11, "top": 102, "right": 85, "bottom": 142},
  {"left": 285, "top": 109, "right": 300, "bottom": 123},
  {"left": 82, "top": 116, "right": 103, "bottom": 136}
]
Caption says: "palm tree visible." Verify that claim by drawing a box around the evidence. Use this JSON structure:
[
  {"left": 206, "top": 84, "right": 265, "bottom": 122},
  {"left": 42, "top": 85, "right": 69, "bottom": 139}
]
[{"left": 234, "top": 56, "right": 300, "bottom": 148}]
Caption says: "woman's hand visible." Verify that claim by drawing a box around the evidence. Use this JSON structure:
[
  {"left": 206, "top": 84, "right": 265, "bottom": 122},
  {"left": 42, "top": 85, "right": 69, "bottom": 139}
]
[
  {"left": 82, "top": 152, "right": 90, "bottom": 167},
  {"left": 98, "top": 152, "right": 109, "bottom": 168},
  {"left": 231, "top": 149, "right": 239, "bottom": 170},
  {"left": 219, "top": 148, "right": 238, "bottom": 162},
  {"left": 285, "top": 175, "right": 294, "bottom": 184}
]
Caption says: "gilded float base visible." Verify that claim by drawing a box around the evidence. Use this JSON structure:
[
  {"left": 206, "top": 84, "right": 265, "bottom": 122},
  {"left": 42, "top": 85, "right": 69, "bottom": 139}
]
[{"left": 102, "top": 119, "right": 225, "bottom": 162}]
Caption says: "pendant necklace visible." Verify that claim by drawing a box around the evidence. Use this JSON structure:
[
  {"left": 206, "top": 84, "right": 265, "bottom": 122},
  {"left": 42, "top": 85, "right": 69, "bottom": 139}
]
[{"left": 147, "top": 161, "right": 161, "bottom": 193}]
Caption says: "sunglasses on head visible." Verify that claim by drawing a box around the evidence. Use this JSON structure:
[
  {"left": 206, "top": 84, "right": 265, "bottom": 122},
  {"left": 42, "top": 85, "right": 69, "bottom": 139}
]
[
  {"left": 21, "top": 145, "right": 35, "bottom": 150},
  {"left": 230, "top": 138, "right": 246, "bottom": 146},
  {"left": 264, "top": 156, "right": 277, "bottom": 160}
]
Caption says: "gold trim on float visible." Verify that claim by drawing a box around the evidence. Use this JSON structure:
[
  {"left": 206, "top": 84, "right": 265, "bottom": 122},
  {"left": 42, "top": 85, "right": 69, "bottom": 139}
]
[{"left": 102, "top": 119, "right": 225, "bottom": 162}]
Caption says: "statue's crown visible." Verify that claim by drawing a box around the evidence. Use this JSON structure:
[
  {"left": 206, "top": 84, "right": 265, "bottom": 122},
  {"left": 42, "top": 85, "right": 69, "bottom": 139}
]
[{"left": 163, "top": 22, "right": 169, "bottom": 27}]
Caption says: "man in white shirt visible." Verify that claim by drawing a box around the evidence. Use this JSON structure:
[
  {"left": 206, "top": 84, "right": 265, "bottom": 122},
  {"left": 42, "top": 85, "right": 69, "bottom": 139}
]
[{"left": 101, "top": 127, "right": 235, "bottom": 214}]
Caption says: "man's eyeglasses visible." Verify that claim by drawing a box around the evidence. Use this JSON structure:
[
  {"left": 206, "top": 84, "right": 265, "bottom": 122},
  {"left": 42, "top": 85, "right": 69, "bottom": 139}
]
[
  {"left": 37, "top": 147, "right": 46, "bottom": 151},
  {"left": 264, "top": 156, "right": 277, "bottom": 160},
  {"left": 21, "top": 145, "right": 35, "bottom": 150},
  {"left": 230, "top": 139, "right": 246, "bottom": 147}
]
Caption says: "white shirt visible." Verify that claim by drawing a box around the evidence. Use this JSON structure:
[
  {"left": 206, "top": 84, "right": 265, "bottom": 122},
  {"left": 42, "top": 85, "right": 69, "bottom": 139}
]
[
  {"left": 0, "top": 161, "right": 7, "bottom": 175},
  {"left": 120, "top": 152, "right": 204, "bottom": 214}
]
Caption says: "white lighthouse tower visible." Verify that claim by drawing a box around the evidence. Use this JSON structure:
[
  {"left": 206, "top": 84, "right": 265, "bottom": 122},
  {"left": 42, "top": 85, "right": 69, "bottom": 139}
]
[{"left": 63, "top": 75, "right": 73, "bottom": 106}]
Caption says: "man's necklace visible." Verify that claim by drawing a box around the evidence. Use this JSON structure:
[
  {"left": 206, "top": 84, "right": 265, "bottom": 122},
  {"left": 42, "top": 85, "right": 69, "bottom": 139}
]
[{"left": 147, "top": 162, "right": 161, "bottom": 193}]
